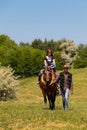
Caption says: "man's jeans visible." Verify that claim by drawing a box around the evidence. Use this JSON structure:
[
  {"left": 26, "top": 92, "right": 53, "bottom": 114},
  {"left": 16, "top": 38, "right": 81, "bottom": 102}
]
[{"left": 62, "top": 88, "right": 69, "bottom": 110}]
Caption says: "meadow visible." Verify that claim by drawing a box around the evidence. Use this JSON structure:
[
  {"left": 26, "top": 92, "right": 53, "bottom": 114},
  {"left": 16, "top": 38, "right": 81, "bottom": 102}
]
[{"left": 0, "top": 68, "right": 87, "bottom": 130}]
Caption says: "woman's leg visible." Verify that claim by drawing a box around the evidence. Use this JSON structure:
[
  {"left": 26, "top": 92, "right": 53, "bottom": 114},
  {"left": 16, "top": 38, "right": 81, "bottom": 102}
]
[{"left": 37, "top": 69, "right": 44, "bottom": 84}]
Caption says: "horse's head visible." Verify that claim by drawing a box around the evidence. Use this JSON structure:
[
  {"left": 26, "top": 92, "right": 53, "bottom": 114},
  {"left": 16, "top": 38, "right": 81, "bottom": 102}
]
[
  {"left": 44, "top": 70, "right": 51, "bottom": 85},
  {"left": 41, "top": 69, "right": 55, "bottom": 86}
]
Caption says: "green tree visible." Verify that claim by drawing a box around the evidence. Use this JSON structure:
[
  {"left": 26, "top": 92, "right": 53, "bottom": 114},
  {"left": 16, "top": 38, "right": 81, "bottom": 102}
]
[
  {"left": 31, "top": 39, "right": 43, "bottom": 49},
  {"left": 0, "top": 34, "right": 18, "bottom": 66},
  {"left": 0, "top": 34, "right": 17, "bottom": 48}
]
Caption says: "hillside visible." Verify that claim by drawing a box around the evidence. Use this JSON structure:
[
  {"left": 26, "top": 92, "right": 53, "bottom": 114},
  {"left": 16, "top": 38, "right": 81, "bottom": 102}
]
[{"left": 0, "top": 68, "right": 87, "bottom": 130}]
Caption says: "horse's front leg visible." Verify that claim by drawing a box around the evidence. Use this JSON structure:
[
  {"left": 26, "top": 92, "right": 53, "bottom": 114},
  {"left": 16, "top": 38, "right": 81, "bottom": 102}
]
[
  {"left": 42, "top": 91, "right": 47, "bottom": 109},
  {"left": 44, "top": 95, "right": 47, "bottom": 109},
  {"left": 51, "top": 95, "right": 56, "bottom": 110}
]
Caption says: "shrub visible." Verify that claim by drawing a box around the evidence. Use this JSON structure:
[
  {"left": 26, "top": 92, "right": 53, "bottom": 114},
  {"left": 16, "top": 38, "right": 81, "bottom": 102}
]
[
  {"left": 0, "top": 65, "right": 20, "bottom": 101},
  {"left": 74, "top": 58, "right": 87, "bottom": 68},
  {"left": 74, "top": 46, "right": 87, "bottom": 68}
]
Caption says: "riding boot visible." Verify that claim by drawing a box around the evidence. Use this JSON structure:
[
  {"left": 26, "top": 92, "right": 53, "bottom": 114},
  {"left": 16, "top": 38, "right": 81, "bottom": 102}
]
[
  {"left": 37, "top": 75, "right": 40, "bottom": 84},
  {"left": 37, "top": 69, "right": 44, "bottom": 84},
  {"left": 37, "top": 73, "right": 42, "bottom": 84}
]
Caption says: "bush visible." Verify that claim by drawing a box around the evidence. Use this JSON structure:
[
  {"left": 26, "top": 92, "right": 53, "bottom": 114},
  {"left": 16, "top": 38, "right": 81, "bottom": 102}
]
[
  {"left": 74, "top": 47, "right": 87, "bottom": 68},
  {"left": 0, "top": 65, "right": 20, "bottom": 101},
  {"left": 74, "top": 58, "right": 87, "bottom": 68}
]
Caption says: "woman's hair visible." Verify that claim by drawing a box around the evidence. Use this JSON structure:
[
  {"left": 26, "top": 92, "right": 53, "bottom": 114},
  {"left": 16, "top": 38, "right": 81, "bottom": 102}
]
[{"left": 46, "top": 49, "right": 53, "bottom": 56}]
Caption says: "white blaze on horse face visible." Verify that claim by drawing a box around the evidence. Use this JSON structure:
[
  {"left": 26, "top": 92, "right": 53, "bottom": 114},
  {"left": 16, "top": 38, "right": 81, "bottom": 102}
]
[
  {"left": 46, "top": 71, "right": 50, "bottom": 82},
  {"left": 50, "top": 72, "right": 55, "bottom": 85}
]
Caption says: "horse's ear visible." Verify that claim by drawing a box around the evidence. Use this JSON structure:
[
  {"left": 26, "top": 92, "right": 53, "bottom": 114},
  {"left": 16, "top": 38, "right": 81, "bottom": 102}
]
[{"left": 41, "top": 74, "right": 46, "bottom": 85}]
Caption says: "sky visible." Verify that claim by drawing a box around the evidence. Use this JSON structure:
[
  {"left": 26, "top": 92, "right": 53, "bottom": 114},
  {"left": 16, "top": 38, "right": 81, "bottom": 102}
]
[{"left": 0, "top": 0, "right": 87, "bottom": 44}]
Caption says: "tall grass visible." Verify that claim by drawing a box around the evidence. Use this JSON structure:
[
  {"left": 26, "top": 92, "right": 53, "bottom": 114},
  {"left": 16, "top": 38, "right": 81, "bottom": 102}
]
[{"left": 0, "top": 68, "right": 87, "bottom": 130}]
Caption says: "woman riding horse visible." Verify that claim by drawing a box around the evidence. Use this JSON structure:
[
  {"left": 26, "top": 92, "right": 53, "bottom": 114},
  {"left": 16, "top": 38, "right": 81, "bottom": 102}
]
[{"left": 37, "top": 49, "right": 58, "bottom": 84}]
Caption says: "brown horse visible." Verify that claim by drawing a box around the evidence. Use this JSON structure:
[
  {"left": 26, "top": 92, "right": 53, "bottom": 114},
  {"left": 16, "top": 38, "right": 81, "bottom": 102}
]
[{"left": 39, "top": 68, "right": 57, "bottom": 110}]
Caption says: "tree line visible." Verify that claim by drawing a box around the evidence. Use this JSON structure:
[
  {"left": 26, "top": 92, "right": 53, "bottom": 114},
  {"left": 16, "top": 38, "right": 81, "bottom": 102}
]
[{"left": 0, "top": 34, "right": 87, "bottom": 77}]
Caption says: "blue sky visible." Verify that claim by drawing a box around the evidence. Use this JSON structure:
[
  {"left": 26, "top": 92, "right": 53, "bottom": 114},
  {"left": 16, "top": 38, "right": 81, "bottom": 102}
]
[{"left": 0, "top": 0, "right": 87, "bottom": 44}]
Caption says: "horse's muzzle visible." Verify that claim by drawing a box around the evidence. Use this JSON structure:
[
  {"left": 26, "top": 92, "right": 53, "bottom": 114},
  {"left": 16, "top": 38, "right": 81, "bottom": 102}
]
[{"left": 46, "top": 80, "right": 50, "bottom": 86}]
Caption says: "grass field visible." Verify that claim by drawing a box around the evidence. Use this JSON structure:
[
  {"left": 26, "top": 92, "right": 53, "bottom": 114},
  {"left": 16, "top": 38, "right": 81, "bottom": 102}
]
[{"left": 0, "top": 68, "right": 87, "bottom": 130}]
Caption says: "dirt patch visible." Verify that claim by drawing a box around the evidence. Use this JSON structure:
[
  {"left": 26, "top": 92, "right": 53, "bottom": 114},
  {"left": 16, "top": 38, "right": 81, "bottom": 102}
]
[
  {"left": 46, "top": 121, "right": 86, "bottom": 129},
  {"left": 46, "top": 121, "right": 67, "bottom": 128}
]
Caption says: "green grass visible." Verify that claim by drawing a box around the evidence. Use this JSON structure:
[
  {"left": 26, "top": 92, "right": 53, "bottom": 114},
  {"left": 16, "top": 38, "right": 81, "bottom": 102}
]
[{"left": 0, "top": 68, "right": 87, "bottom": 130}]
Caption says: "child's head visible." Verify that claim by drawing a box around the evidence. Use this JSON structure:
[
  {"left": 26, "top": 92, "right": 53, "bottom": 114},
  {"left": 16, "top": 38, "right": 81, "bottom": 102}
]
[{"left": 46, "top": 49, "right": 53, "bottom": 56}]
